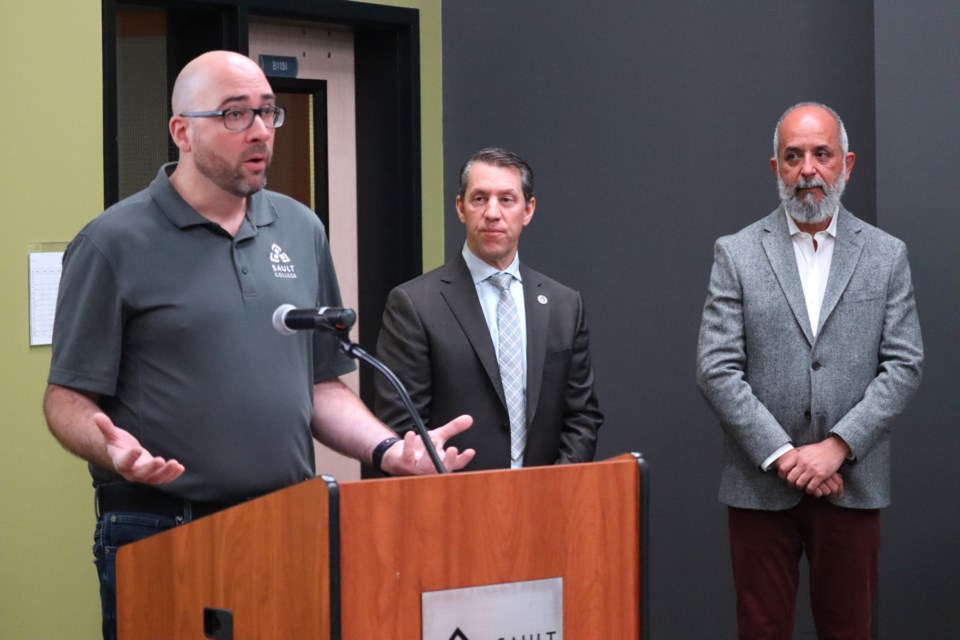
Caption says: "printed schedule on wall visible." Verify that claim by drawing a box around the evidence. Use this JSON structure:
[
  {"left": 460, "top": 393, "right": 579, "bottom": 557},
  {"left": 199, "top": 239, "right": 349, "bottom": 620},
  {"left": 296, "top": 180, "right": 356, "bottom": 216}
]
[{"left": 28, "top": 243, "right": 67, "bottom": 346}]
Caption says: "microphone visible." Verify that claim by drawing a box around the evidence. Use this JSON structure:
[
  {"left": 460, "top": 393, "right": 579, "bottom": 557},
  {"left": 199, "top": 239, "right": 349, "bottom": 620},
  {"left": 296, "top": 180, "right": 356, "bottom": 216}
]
[{"left": 273, "top": 304, "right": 357, "bottom": 335}]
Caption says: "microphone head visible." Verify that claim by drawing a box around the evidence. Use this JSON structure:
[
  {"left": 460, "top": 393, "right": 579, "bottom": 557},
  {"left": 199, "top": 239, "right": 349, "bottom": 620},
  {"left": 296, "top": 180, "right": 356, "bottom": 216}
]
[
  {"left": 272, "top": 304, "right": 298, "bottom": 335},
  {"left": 333, "top": 307, "right": 357, "bottom": 331}
]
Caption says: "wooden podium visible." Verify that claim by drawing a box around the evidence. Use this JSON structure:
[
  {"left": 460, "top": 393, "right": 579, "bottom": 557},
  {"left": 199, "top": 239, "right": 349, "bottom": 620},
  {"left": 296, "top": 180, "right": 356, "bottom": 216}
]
[{"left": 117, "top": 453, "right": 649, "bottom": 639}]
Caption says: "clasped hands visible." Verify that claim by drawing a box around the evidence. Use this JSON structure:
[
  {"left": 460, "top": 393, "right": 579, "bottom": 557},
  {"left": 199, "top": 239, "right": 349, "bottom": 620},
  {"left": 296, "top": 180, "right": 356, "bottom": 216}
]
[{"left": 774, "top": 436, "right": 850, "bottom": 498}]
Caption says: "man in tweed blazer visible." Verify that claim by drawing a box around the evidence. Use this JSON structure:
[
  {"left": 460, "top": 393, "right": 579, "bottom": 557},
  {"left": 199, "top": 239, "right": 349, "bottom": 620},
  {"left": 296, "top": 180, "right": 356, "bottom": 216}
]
[{"left": 696, "top": 103, "right": 923, "bottom": 639}]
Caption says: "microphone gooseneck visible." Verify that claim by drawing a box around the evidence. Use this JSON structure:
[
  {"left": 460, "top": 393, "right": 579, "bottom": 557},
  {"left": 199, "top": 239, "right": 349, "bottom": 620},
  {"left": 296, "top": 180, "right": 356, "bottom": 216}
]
[{"left": 271, "top": 304, "right": 446, "bottom": 474}]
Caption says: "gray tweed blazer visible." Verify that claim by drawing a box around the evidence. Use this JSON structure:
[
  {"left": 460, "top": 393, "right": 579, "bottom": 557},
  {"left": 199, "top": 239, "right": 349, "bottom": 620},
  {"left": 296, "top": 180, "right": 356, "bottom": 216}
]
[{"left": 697, "top": 206, "right": 923, "bottom": 510}]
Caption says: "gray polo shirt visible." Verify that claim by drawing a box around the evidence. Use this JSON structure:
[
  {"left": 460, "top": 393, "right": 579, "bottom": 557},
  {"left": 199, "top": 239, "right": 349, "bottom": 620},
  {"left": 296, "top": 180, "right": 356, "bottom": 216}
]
[{"left": 48, "top": 164, "right": 356, "bottom": 502}]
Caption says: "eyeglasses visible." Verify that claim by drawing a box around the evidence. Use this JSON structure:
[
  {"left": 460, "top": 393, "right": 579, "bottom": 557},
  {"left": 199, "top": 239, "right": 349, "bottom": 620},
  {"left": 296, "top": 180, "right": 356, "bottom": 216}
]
[{"left": 179, "top": 106, "right": 286, "bottom": 131}]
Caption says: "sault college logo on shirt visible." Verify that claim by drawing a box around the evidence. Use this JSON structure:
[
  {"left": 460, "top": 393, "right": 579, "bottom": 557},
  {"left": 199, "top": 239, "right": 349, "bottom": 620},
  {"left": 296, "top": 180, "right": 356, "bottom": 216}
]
[{"left": 270, "top": 243, "right": 297, "bottom": 279}]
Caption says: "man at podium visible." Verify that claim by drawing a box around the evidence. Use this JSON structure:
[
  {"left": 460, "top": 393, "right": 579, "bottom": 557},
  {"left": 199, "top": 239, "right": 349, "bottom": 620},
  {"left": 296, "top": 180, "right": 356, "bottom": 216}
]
[{"left": 42, "top": 50, "right": 474, "bottom": 640}]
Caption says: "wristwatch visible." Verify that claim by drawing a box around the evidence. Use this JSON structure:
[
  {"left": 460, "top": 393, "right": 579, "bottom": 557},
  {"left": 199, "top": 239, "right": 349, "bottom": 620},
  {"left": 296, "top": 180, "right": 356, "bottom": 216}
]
[{"left": 371, "top": 436, "right": 401, "bottom": 473}]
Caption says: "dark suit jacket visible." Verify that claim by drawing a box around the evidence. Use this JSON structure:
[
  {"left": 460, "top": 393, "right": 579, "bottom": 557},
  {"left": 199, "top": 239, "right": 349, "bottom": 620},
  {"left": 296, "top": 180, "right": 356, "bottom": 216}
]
[
  {"left": 696, "top": 207, "right": 923, "bottom": 510},
  {"left": 374, "top": 255, "right": 603, "bottom": 471}
]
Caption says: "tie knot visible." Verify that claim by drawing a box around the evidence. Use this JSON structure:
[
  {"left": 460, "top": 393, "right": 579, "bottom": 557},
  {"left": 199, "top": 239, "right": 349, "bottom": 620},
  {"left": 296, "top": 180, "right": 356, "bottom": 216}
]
[{"left": 489, "top": 272, "right": 513, "bottom": 292}]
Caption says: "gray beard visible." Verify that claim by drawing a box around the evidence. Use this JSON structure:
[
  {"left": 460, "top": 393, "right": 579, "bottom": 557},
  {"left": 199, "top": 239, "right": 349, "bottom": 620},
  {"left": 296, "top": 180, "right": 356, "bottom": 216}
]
[{"left": 778, "top": 172, "right": 846, "bottom": 225}]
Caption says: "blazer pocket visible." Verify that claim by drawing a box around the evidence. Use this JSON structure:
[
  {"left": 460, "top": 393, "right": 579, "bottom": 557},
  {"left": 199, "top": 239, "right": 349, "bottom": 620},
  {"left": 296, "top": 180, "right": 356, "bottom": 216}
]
[{"left": 842, "top": 287, "right": 884, "bottom": 303}]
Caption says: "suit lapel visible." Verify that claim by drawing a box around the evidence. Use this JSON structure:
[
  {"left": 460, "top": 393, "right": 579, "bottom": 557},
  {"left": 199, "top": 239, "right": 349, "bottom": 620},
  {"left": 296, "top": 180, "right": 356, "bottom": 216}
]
[
  {"left": 761, "top": 208, "right": 815, "bottom": 346},
  {"left": 439, "top": 257, "right": 507, "bottom": 405},
  {"left": 521, "top": 264, "right": 548, "bottom": 424},
  {"left": 817, "top": 208, "right": 864, "bottom": 336}
]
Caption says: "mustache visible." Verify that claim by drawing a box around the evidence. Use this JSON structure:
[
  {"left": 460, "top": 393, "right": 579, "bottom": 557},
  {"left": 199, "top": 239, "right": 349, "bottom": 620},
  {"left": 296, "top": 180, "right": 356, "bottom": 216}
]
[
  {"left": 242, "top": 144, "right": 271, "bottom": 160},
  {"left": 793, "top": 176, "right": 827, "bottom": 194}
]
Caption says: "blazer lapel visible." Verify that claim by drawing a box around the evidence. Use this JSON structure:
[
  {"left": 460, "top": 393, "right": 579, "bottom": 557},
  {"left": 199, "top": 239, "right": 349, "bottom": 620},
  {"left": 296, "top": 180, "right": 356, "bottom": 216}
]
[
  {"left": 521, "top": 264, "right": 548, "bottom": 424},
  {"left": 439, "top": 257, "right": 507, "bottom": 404},
  {"left": 817, "top": 208, "right": 865, "bottom": 336},
  {"left": 761, "top": 208, "right": 815, "bottom": 346}
]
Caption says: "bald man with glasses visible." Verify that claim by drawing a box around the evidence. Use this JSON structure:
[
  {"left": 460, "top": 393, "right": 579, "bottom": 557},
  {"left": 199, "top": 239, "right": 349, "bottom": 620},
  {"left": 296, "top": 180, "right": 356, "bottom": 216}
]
[{"left": 43, "top": 50, "right": 473, "bottom": 640}]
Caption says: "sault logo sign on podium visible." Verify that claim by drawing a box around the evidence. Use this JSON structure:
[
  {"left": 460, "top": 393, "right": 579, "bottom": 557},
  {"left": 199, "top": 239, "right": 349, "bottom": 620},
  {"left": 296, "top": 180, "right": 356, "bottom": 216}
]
[{"left": 422, "top": 577, "right": 562, "bottom": 640}]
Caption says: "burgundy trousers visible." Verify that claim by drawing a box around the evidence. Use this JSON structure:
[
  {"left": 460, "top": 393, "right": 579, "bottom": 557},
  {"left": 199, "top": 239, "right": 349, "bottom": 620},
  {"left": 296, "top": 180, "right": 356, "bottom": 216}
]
[{"left": 728, "top": 495, "right": 880, "bottom": 640}]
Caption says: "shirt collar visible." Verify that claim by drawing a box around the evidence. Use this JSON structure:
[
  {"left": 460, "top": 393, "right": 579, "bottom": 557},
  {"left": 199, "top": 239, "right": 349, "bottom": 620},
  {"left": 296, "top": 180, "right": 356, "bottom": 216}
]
[
  {"left": 785, "top": 208, "right": 839, "bottom": 238},
  {"left": 462, "top": 243, "right": 522, "bottom": 285},
  {"left": 151, "top": 162, "right": 278, "bottom": 230}
]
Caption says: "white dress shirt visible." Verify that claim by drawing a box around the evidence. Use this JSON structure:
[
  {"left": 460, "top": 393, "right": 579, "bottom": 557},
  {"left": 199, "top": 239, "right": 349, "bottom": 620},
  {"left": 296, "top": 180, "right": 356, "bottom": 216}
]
[
  {"left": 761, "top": 210, "right": 839, "bottom": 471},
  {"left": 462, "top": 245, "right": 527, "bottom": 468},
  {"left": 787, "top": 211, "right": 838, "bottom": 338}
]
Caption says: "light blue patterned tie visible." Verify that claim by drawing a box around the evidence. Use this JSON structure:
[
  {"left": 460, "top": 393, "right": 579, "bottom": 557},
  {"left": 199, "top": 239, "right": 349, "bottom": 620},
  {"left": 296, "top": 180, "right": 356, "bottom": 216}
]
[{"left": 489, "top": 272, "right": 526, "bottom": 462}]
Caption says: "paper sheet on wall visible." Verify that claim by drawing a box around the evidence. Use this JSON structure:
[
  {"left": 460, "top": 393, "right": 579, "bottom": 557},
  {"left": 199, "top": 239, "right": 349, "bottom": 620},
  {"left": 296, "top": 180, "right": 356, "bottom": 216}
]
[{"left": 28, "top": 247, "right": 65, "bottom": 346}]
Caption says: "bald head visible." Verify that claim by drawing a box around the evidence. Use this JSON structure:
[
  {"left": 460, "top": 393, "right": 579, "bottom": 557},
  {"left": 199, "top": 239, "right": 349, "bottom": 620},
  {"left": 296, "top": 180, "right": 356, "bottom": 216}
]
[
  {"left": 773, "top": 102, "right": 848, "bottom": 160},
  {"left": 171, "top": 51, "right": 271, "bottom": 115}
]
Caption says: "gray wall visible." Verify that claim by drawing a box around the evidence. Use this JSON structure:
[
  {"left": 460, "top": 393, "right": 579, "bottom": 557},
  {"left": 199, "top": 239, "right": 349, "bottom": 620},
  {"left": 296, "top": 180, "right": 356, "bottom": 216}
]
[
  {"left": 442, "top": 1, "right": 958, "bottom": 637},
  {"left": 874, "top": 1, "right": 960, "bottom": 637}
]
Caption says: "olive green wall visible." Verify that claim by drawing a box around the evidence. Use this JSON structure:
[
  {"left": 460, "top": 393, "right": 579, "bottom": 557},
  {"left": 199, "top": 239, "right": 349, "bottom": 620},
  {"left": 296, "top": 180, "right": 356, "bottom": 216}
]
[
  {"left": 1, "top": 2, "right": 105, "bottom": 638},
  {"left": 0, "top": 1, "right": 442, "bottom": 637},
  {"left": 362, "top": 0, "right": 446, "bottom": 270}
]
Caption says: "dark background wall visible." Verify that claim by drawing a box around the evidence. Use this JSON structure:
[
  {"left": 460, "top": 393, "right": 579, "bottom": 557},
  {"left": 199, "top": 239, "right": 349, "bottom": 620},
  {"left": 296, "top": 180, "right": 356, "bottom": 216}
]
[
  {"left": 442, "top": 1, "right": 958, "bottom": 637},
  {"left": 874, "top": 1, "right": 960, "bottom": 637}
]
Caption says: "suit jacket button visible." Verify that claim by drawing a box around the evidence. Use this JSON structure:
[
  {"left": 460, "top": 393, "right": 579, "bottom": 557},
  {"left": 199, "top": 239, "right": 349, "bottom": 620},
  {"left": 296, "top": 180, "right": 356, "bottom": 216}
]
[
  {"left": 811, "top": 361, "right": 822, "bottom": 370},
  {"left": 804, "top": 410, "right": 812, "bottom": 420}
]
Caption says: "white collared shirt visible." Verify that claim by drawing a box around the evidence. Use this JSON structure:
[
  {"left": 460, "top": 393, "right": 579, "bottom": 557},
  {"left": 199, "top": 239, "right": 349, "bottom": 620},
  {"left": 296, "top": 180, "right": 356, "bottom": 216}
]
[
  {"left": 462, "top": 244, "right": 527, "bottom": 468},
  {"left": 762, "top": 210, "right": 839, "bottom": 471},
  {"left": 786, "top": 210, "right": 838, "bottom": 339}
]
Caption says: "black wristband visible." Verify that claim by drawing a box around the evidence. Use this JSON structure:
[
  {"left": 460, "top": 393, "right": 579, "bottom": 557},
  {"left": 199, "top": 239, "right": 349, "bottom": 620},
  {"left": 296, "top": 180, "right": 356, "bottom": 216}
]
[{"left": 371, "top": 436, "right": 401, "bottom": 473}]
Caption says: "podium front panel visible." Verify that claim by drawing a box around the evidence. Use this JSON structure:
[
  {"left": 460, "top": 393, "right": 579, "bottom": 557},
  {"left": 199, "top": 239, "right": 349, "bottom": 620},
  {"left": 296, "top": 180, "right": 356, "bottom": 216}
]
[
  {"left": 339, "top": 457, "right": 642, "bottom": 638},
  {"left": 116, "top": 478, "right": 337, "bottom": 640}
]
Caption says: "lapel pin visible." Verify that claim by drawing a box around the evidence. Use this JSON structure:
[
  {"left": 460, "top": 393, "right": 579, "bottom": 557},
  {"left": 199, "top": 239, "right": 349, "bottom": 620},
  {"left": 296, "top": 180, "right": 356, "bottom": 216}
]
[{"left": 538, "top": 295, "right": 548, "bottom": 305}]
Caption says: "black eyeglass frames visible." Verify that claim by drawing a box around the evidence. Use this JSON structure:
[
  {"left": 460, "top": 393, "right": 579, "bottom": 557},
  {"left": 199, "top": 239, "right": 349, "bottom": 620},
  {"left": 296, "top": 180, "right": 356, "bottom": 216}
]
[{"left": 179, "top": 106, "right": 286, "bottom": 131}]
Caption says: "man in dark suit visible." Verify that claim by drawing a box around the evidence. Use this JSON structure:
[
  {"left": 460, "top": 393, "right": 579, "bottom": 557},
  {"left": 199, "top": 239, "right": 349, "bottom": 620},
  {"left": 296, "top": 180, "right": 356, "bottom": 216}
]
[
  {"left": 375, "top": 148, "right": 603, "bottom": 471},
  {"left": 696, "top": 103, "right": 923, "bottom": 639}
]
